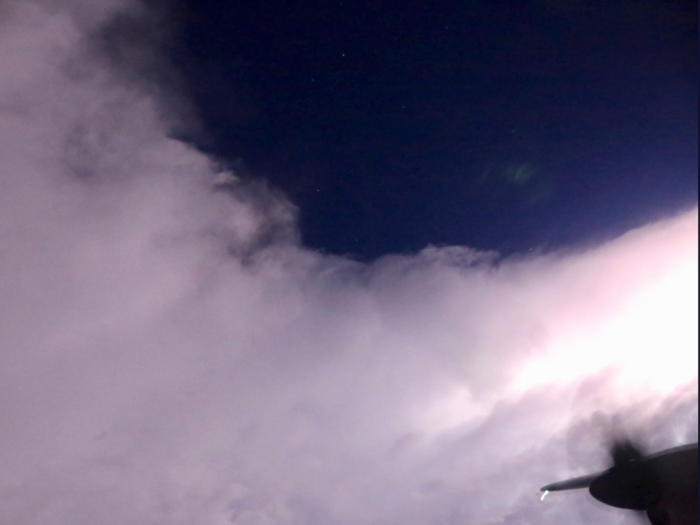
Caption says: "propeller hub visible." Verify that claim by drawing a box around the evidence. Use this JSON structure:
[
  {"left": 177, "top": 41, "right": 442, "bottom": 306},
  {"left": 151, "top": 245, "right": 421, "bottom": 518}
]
[{"left": 589, "top": 463, "right": 660, "bottom": 511}]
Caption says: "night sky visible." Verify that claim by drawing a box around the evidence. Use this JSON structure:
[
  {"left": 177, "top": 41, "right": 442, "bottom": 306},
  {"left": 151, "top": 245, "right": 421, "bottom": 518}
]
[{"left": 174, "top": 0, "right": 697, "bottom": 260}]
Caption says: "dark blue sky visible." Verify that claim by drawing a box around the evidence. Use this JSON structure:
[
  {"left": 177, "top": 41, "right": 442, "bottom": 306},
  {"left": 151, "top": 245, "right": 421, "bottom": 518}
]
[{"left": 172, "top": 0, "right": 697, "bottom": 261}]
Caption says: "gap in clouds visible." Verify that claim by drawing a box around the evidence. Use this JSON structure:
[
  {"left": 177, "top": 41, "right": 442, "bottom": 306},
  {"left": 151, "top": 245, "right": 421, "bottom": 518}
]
[{"left": 0, "top": 1, "right": 697, "bottom": 524}]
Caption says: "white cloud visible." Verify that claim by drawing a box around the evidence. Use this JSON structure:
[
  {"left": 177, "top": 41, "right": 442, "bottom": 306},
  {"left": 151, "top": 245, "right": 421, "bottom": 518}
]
[{"left": 0, "top": 1, "right": 696, "bottom": 524}]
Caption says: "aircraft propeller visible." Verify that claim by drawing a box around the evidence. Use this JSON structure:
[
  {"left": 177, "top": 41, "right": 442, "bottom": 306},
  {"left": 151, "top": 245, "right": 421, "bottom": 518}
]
[{"left": 541, "top": 435, "right": 698, "bottom": 525}]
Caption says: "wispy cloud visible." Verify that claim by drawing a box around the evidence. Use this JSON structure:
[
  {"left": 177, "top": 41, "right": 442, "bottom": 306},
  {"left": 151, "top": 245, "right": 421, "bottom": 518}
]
[{"left": 0, "top": 2, "right": 696, "bottom": 524}]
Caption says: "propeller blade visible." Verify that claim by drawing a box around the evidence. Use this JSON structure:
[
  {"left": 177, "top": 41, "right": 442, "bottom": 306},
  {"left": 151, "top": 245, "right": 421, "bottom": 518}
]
[
  {"left": 646, "top": 508, "right": 670, "bottom": 525},
  {"left": 609, "top": 438, "right": 646, "bottom": 466},
  {"left": 540, "top": 473, "right": 601, "bottom": 493}
]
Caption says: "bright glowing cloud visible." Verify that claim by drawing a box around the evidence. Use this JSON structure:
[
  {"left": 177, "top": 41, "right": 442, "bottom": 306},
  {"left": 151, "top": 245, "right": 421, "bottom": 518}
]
[
  {"left": 0, "top": 2, "right": 696, "bottom": 525},
  {"left": 512, "top": 213, "right": 698, "bottom": 394}
]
